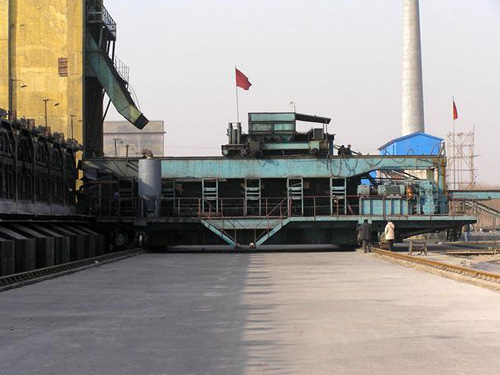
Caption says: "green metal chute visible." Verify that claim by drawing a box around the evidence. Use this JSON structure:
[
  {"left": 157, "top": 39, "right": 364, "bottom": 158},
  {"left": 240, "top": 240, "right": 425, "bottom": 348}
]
[{"left": 85, "top": 32, "right": 148, "bottom": 129}]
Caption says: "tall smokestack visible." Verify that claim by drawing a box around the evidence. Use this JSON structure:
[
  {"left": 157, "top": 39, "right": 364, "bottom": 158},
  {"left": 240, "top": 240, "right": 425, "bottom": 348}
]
[{"left": 402, "top": 0, "right": 425, "bottom": 135}]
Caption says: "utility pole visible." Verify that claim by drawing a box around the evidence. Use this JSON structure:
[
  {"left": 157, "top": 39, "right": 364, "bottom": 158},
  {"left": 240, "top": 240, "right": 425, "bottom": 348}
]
[
  {"left": 8, "top": 78, "right": 13, "bottom": 120},
  {"left": 69, "top": 115, "right": 75, "bottom": 140},
  {"left": 113, "top": 137, "right": 122, "bottom": 157},
  {"left": 43, "top": 99, "right": 60, "bottom": 133},
  {"left": 8, "top": 78, "right": 27, "bottom": 120},
  {"left": 43, "top": 99, "right": 49, "bottom": 129}
]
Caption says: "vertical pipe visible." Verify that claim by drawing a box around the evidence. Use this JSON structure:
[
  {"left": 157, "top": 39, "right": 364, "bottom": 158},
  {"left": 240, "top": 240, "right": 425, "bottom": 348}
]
[
  {"left": 228, "top": 123, "right": 233, "bottom": 144},
  {"left": 232, "top": 129, "right": 238, "bottom": 145},
  {"left": 236, "top": 122, "right": 242, "bottom": 144},
  {"left": 8, "top": 79, "right": 13, "bottom": 120},
  {"left": 44, "top": 100, "right": 48, "bottom": 129},
  {"left": 402, "top": 0, "right": 425, "bottom": 135}
]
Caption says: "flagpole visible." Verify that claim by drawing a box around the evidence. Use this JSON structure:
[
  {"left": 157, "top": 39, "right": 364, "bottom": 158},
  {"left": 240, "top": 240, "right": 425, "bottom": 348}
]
[
  {"left": 235, "top": 84, "right": 240, "bottom": 123},
  {"left": 235, "top": 66, "right": 240, "bottom": 123},
  {"left": 452, "top": 96, "right": 456, "bottom": 190}
]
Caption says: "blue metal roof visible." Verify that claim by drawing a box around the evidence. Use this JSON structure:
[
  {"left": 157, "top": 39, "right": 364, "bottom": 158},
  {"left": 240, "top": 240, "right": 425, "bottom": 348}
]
[{"left": 379, "top": 132, "right": 443, "bottom": 156}]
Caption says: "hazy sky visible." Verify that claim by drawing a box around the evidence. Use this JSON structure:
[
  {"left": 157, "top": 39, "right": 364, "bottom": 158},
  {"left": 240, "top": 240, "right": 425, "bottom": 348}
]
[{"left": 105, "top": 0, "right": 500, "bottom": 184}]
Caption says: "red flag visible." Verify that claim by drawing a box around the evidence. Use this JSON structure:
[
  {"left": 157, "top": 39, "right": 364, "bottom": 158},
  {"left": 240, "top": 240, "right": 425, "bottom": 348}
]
[
  {"left": 235, "top": 68, "right": 252, "bottom": 90},
  {"left": 453, "top": 100, "right": 458, "bottom": 121}
]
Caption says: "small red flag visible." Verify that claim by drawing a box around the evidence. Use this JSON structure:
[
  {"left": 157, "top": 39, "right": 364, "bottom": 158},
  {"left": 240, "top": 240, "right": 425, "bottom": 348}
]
[
  {"left": 235, "top": 68, "right": 252, "bottom": 90},
  {"left": 453, "top": 100, "right": 458, "bottom": 121}
]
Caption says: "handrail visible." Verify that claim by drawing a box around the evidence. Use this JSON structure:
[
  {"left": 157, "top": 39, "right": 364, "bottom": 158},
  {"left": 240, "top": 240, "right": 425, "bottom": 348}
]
[
  {"left": 86, "top": 1, "right": 117, "bottom": 39},
  {"left": 88, "top": 195, "right": 482, "bottom": 220},
  {"left": 113, "top": 56, "right": 130, "bottom": 84}
]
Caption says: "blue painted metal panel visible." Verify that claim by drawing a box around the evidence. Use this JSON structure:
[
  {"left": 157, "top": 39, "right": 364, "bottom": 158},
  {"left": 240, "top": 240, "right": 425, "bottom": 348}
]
[
  {"left": 360, "top": 198, "right": 409, "bottom": 216},
  {"left": 160, "top": 156, "right": 442, "bottom": 179},
  {"left": 379, "top": 132, "right": 443, "bottom": 156}
]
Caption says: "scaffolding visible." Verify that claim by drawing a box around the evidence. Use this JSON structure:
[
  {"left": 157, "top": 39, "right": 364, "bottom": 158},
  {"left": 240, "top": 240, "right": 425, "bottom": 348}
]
[{"left": 446, "top": 125, "right": 477, "bottom": 190}]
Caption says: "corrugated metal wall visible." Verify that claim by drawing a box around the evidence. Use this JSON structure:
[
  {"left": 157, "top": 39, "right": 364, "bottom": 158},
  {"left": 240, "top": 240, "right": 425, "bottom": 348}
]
[{"left": 380, "top": 133, "right": 442, "bottom": 156}]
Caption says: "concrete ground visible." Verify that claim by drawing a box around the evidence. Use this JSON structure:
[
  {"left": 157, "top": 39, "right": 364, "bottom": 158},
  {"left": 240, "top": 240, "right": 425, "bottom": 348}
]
[{"left": 2, "top": 252, "right": 500, "bottom": 375}]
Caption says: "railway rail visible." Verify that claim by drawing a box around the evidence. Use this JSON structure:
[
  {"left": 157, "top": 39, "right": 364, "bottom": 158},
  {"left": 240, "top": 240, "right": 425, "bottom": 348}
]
[
  {"left": 445, "top": 250, "right": 499, "bottom": 256},
  {"left": 372, "top": 247, "right": 500, "bottom": 284},
  {"left": 0, "top": 248, "right": 144, "bottom": 293}
]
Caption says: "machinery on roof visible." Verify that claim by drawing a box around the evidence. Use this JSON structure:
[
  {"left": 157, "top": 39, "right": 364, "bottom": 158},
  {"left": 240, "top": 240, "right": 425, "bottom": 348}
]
[{"left": 222, "top": 112, "right": 333, "bottom": 157}]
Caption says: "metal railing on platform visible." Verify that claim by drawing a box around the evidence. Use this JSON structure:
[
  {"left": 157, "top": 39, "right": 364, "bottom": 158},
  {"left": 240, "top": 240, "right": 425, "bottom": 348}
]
[
  {"left": 90, "top": 195, "right": 479, "bottom": 220},
  {"left": 86, "top": 1, "right": 117, "bottom": 39}
]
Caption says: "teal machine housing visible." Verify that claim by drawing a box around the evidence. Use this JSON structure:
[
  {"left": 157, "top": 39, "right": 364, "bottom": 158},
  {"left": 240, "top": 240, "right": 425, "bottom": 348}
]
[{"left": 358, "top": 180, "right": 438, "bottom": 216}]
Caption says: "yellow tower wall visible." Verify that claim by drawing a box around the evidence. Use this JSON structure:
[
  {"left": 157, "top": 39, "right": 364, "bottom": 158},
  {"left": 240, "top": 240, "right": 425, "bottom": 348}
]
[
  {"left": 0, "top": 1, "right": 10, "bottom": 111},
  {"left": 0, "top": 0, "right": 84, "bottom": 143}
]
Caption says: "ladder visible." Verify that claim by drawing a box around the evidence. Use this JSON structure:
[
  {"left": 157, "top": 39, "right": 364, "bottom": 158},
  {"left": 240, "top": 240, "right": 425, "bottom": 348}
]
[
  {"left": 161, "top": 179, "right": 176, "bottom": 216},
  {"left": 245, "top": 179, "right": 261, "bottom": 216},
  {"left": 202, "top": 179, "right": 218, "bottom": 214},
  {"left": 330, "top": 178, "right": 347, "bottom": 215},
  {"left": 118, "top": 178, "right": 135, "bottom": 216},
  {"left": 287, "top": 178, "right": 304, "bottom": 216}
]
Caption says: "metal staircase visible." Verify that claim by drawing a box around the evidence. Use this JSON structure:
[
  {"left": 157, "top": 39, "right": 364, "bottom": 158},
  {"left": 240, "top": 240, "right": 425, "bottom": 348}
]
[
  {"left": 201, "top": 197, "right": 290, "bottom": 247},
  {"left": 465, "top": 201, "right": 500, "bottom": 218},
  {"left": 200, "top": 219, "right": 236, "bottom": 246}
]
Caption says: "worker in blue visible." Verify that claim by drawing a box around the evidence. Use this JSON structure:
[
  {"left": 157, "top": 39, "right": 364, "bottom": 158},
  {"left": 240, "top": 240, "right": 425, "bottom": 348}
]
[{"left": 358, "top": 219, "right": 372, "bottom": 253}]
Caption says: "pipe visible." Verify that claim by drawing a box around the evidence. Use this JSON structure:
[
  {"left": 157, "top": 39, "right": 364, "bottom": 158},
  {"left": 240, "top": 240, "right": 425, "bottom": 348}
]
[
  {"left": 236, "top": 122, "right": 242, "bottom": 144},
  {"left": 228, "top": 123, "right": 233, "bottom": 144},
  {"left": 232, "top": 129, "right": 238, "bottom": 145}
]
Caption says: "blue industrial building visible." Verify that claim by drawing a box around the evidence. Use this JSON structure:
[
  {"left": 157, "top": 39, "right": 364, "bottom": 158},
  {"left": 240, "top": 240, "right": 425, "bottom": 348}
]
[{"left": 378, "top": 132, "right": 443, "bottom": 156}]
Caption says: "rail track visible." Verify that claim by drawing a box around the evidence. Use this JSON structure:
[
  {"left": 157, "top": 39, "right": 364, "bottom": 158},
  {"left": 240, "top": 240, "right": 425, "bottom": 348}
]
[
  {"left": 372, "top": 247, "right": 500, "bottom": 284},
  {"left": 0, "top": 248, "right": 144, "bottom": 292}
]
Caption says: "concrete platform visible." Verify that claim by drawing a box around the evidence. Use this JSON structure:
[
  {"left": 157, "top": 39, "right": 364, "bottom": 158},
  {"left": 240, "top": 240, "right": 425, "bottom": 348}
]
[{"left": 1, "top": 252, "right": 500, "bottom": 374}]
